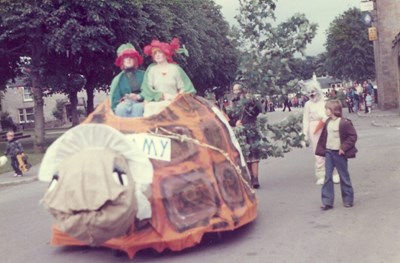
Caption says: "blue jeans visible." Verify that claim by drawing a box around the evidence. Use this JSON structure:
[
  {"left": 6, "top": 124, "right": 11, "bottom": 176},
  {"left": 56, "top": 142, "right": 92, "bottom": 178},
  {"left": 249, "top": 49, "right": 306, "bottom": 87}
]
[
  {"left": 114, "top": 99, "right": 144, "bottom": 117},
  {"left": 11, "top": 156, "right": 22, "bottom": 175},
  {"left": 321, "top": 150, "right": 354, "bottom": 206},
  {"left": 353, "top": 100, "right": 359, "bottom": 113}
]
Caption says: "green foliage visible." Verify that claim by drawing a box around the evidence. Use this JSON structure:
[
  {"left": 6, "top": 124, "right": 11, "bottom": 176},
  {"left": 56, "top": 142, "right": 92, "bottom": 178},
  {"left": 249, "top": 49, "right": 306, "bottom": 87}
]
[
  {"left": 0, "top": 0, "right": 150, "bottom": 110},
  {"left": 139, "top": 0, "right": 238, "bottom": 96},
  {"left": 232, "top": 112, "right": 306, "bottom": 159},
  {"left": 235, "top": 0, "right": 317, "bottom": 96},
  {"left": 0, "top": 0, "right": 239, "bottom": 150},
  {"left": 0, "top": 0, "right": 237, "bottom": 101},
  {"left": 231, "top": 0, "right": 314, "bottom": 158},
  {"left": 263, "top": 113, "right": 306, "bottom": 157},
  {"left": 286, "top": 54, "right": 328, "bottom": 82},
  {"left": 325, "top": 8, "right": 375, "bottom": 81}
]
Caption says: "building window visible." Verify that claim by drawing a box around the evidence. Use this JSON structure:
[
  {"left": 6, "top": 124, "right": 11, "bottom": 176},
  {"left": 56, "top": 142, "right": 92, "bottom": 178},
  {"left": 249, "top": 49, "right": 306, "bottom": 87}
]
[
  {"left": 18, "top": 108, "right": 35, "bottom": 123},
  {"left": 22, "top": 87, "right": 33, "bottom": 102}
]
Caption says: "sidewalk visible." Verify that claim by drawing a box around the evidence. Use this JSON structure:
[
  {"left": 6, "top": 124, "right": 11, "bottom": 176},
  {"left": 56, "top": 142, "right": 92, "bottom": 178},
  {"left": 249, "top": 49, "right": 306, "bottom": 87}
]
[
  {"left": 0, "top": 108, "right": 399, "bottom": 187},
  {"left": 356, "top": 108, "right": 400, "bottom": 127},
  {"left": 0, "top": 160, "right": 41, "bottom": 187}
]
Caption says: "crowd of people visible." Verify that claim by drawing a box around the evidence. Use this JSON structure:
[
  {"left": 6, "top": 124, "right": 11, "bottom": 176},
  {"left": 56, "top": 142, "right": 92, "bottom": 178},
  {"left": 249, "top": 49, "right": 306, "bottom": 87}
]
[
  {"left": 321, "top": 80, "right": 376, "bottom": 115},
  {"left": 344, "top": 81, "right": 375, "bottom": 114}
]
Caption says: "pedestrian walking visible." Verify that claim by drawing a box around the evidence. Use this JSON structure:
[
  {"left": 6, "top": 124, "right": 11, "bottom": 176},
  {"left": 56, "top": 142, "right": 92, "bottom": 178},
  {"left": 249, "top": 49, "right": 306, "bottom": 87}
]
[
  {"left": 282, "top": 94, "right": 291, "bottom": 112},
  {"left": 316, "top": 100, "right": 358, "bottom": 210},
  {"left": 345, "top": 87, "right": 354, "bottom": 113}
]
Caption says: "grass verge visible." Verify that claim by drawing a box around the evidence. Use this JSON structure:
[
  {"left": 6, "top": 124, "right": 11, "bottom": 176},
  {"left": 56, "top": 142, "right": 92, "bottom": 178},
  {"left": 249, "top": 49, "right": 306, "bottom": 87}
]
[{"left": 0, "top": 129, "right": 66, "bottom": 174}]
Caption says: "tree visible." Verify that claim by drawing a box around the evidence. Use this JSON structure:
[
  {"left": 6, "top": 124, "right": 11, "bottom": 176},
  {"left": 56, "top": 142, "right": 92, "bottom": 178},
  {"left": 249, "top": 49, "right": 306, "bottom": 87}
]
[
  {"left": 235, "top": 0, "right": 317, "bottom": 96},
  {"left": 0, "top": 0, "right": 239, "bottom": 151},
  {"left": 139, "top": 0, "right": 238, "bottom": 96},
  {"left": 178, "top": 0, "right": 238, "bottom": 94},
  {"left": 286, "top": 54, "right": 328, "bottom": 82},
  {"left": 0, "top": 1, "right": 52, "bottom": 152},
  {"left": 325, "top": 8, "right": 375, "bottom": 81},
  {"left": 233, "top": 0, "right": 317, "bottom": 158},
  {"left": 0, "top": 0, "right": 146, "bottom": 150},
  {"left": 39, "top": 0, "right": 147, "bottom": 117}
]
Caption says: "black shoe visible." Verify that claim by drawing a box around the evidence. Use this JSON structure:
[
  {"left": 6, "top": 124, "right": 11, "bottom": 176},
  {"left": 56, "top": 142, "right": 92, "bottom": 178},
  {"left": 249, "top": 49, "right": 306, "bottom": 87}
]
[
  {"left": 252, "top": 177, "right": 260, "bottom": 189},
  {"left": 344, "top": 203, "right": 353, "bottom": 208},
  {"left": 320, "top": 205, "right": 333, "bottom": 211}
]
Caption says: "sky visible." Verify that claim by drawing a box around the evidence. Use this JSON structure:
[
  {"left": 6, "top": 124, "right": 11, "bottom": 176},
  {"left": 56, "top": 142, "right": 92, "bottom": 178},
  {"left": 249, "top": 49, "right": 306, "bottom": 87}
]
[{"left": 214, "top": 0, "right": 361, "bottom": 56}]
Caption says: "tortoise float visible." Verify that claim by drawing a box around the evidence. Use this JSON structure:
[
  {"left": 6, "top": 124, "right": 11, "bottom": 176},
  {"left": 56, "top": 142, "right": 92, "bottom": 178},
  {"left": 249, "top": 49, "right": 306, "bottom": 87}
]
[{"left": 39, "top": 94, "right": 257, "bottom": 259}]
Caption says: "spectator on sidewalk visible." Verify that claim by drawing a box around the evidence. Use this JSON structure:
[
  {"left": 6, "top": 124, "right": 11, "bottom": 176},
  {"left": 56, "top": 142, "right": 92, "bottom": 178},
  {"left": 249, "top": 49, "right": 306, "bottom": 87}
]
[
  {"left": 4, "top": 131, "right": 24, "bottom": 177},
  {"left": 365, "top": 92, "right": 373, "bottom": 114},
  {"left": 352, "top": 87, "right": 360, "bottom": 113}
]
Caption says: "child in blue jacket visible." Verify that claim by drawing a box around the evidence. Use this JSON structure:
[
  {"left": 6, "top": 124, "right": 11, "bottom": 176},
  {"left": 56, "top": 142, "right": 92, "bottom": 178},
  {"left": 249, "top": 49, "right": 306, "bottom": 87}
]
[{"left": 4, "top": 131, "right": 24, "bottom": 176}]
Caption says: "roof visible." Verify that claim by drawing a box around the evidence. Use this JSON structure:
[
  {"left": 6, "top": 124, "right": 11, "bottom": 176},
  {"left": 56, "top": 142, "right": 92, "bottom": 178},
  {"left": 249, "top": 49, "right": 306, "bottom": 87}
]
[
  {"left": 316, "top": 76, "right": 343, "bottom": 89},
  {"left": 6, "top": 77, "right": 30, "bottom": 88}
]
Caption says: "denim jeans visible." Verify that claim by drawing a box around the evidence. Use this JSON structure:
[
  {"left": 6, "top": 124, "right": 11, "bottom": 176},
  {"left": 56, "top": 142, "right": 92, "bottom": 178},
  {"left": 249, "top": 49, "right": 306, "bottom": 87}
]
[
  {"left": 321, "top": 150, "right": 354, "bottom": 206},
  {"left": 11, "top": 156, "right": 22, "bottom": 175},
  {"left": 115, "top": 99, "right": 144, "bottom": 117},
  {"left": 353, "top": 100, "right": 359, "bottom": 113}
]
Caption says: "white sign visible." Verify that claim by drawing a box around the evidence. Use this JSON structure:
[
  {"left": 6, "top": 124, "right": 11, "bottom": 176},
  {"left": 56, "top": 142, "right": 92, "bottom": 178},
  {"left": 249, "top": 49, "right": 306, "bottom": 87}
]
[
  {"left": 360, "top": 1, "right": 374, "bottom": 12},
  {"left": 126, "top": 133, "right": 171, "bottom": 161}
]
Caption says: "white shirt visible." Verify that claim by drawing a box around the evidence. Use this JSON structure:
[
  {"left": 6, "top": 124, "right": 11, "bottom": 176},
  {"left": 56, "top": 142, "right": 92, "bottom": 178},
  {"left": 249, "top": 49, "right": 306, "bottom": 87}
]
[{"left": 326, "top": 118, "right": 341, "bottom": 150}]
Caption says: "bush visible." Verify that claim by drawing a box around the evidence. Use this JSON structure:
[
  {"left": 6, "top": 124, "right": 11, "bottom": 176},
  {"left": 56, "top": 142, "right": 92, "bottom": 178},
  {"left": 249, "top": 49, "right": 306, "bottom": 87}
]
[
  {"left": 52, "top": 100, "right": 66, "bottom": 122},
  {"left": 0, "top": 111, "right": 18, "bottom": 131}
]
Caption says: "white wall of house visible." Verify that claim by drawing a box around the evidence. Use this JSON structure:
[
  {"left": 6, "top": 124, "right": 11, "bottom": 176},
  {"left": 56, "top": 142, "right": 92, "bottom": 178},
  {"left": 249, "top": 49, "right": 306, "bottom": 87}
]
[{"left": 1, "top": 86, "right": 108, "bottom": 126}]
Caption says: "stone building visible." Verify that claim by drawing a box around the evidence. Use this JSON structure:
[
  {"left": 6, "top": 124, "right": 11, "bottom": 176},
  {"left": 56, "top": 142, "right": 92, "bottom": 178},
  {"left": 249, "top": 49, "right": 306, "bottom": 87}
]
[
  {"left": 0, "top": 80, "right": 108, "bottom": 129},
  {"left": 372, "top": 0, "right": 400, "bottom": 111}
]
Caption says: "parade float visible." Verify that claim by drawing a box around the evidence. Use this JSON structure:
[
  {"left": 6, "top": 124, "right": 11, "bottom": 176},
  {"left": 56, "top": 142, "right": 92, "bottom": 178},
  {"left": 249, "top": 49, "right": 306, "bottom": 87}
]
[{"left": 38, "top": 94, "right": 257, "bottom": 259}]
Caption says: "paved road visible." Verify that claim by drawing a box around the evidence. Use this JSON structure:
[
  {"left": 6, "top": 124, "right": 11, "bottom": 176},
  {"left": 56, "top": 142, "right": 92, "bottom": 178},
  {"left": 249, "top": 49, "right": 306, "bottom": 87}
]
[{"left": 0, "top": 108, "right": 400, "bottom": 263}]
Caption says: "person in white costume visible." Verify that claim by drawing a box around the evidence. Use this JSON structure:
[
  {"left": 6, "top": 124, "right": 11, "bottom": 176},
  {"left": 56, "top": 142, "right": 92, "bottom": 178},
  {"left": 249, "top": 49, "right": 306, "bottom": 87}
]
[{"left": 301, "top": 75, "right": 340, "bottom": 185}]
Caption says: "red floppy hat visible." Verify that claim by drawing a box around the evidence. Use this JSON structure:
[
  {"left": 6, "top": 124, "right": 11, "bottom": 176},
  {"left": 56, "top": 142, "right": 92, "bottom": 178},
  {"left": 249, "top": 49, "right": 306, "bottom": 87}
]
[
  {"left": 114, "top": 43, "right": 144, "bottom": 68},
  {"left": 143, "top": 38, "right": 180, "bottom": 63}
]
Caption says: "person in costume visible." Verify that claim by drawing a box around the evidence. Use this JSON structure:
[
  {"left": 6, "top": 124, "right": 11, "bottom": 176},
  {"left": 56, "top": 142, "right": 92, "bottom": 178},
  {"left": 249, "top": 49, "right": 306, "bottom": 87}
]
[
  {"left": 301, "top": 77, "right": 340, "bottom": 185},
  {"left": 227, "top": 82, "right": 263, "bottom": 188},
  {"left": 141, "top": 38, "right": 196, "bottom": 117},
  {"left": 110, "top": 43, "right": 145, "bottom": 117}
]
